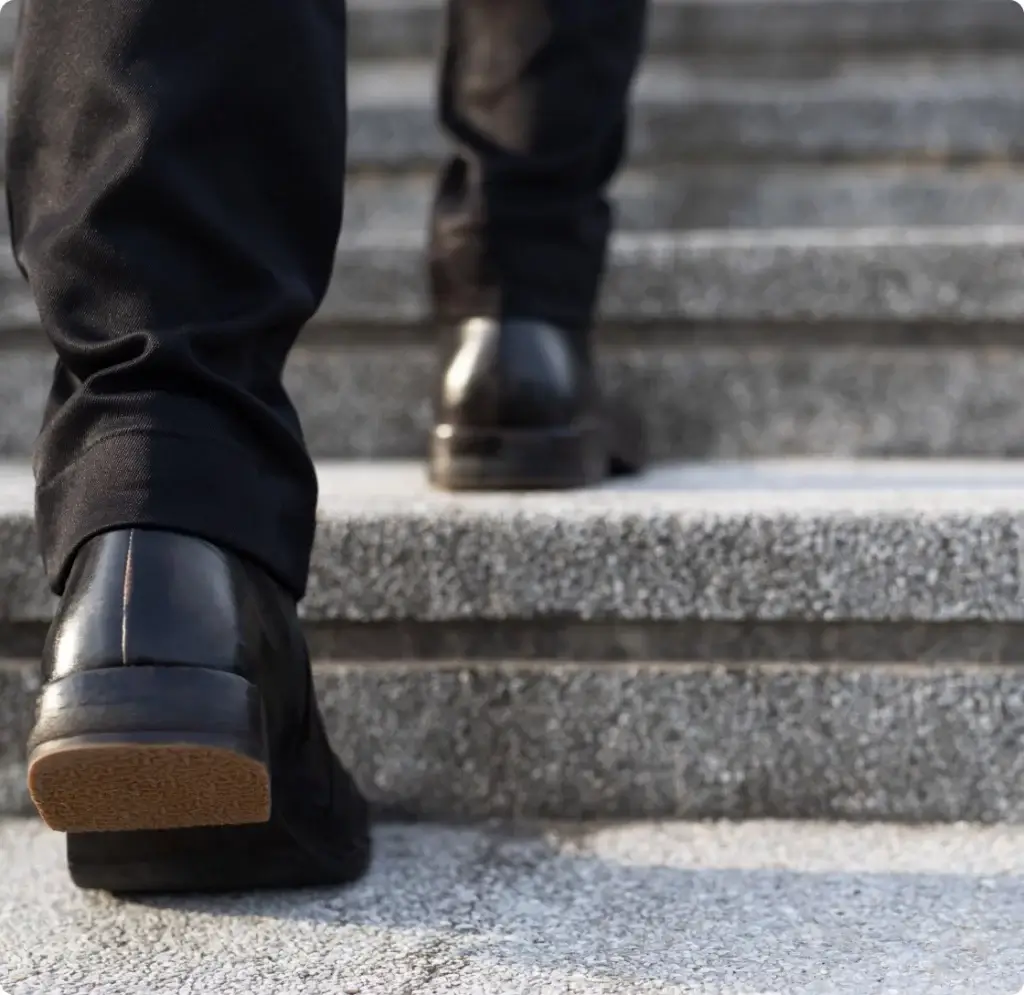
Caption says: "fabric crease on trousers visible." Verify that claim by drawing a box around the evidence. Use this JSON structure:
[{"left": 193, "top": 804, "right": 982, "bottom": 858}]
[{"left": 6, "top": 0, "right": 648, "bottom": 598}]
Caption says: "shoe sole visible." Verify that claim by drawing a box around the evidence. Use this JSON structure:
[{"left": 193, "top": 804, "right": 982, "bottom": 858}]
[
  {"left": 27, "top": 664, "right": 371, "bottom": 893},
  {"left": 428, "top": 421, "right": 607, "bottom": 490},
  {"left": 26, "top": 666, "right": 271, "bottom": 835},
  {"left": 28, "top": 737, "right": 271, "bottom": 834}
]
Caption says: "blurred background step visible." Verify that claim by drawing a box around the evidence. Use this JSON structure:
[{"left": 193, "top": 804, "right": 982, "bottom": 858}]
[
  {"left": 338, "top": 56, "right": 1024, "bottom": 168},
  {"left": 5, "top": 0, "right": 1023, "bottom": 64},
  {"left": 13, "top": 165, "right": 1024, "bottom": 236},
  {"left": 6, "top": 228, "right": 1024, "bottom": 460},
  {"left": 4, "top": 226, "right": 1022, "bottom": 329},
  {"left": 9, "top": 56, "right": 1024, "bottom": 171},
  {"left": 340, "top": 166, "right": 1024, "bottom": 232},
  {"left": 4, "top": 458, "right": 1024, "bottom": 821},
  {"left": 345, "top": 0, "right": 1024, "bottom": 58}
]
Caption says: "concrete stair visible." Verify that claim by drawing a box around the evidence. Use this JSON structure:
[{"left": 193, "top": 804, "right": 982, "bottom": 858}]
[
  {"left": 3, "top": 817, "right": 1023, "bottom": 994},
  {"left": 3, "top": 458, "right": 1024, "bottom": 824},
  {"left": 5, "top": 0, "right": 1024, "bottom": 62},
  {"left": 0, "top": 3, "right": 1022, "bottom": 464},
  {"left": 0, "top": 3, "right": 1022, "bottom": 835},
  {"left": 8, "top": 226, "right": 1024, "bottom": 460},
  {"left": 5, "top": 4, "right": 1024, "bottom": 987},
  {"left": 340, "top": 0, "right": 1024, "bottom": 58}
]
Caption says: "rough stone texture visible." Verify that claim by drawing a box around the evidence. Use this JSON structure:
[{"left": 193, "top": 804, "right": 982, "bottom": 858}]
[
  {"left": 9, "top": 658, "right": 1024, "bottom": 822},
  {"left": 4, "top": 819, "right": 1024, "bottom": 994},
  {"left": 3, "top": 459, "right": 1024, "bottom": 623},
  {"left": 289, "top": 342, "right": 1024, "bottom": 461},
  {"left": 295, "top": 227, "right": 1024, "bottom": 324},
  {"left": 314, "top": 661, "right": 1024, "bottom": 821},
  {"left": 284, "top": 341, "right": 436, "bottom": 461},
  {"left": 345, "top": 0, "right": 691, "bottom": 59},
  {"left": 10, "top": 228, "right": 1024, "bottom": 330},
  {"left": 8, "top": 56, "right": 1024, "bottom": 177},
  {"left": 303, "top": 460, "right": 1024, "bottom": 624},
  {"left": 342, "top": 0, "right": 1024, "bottom": 59},
  {"left": 339, "top": 166, "right": 1024, "bottom": 232},
  {"left": 20, "top": 330, "right": 1024, "bottom": 463},
  {"left": 0, "top": 349, "right": 46, "bottom": 456},
  {"left": 340, "top": 55, "right": 1024, "bottom": 168},
  {"left": 0, "top": 662, "right": 35, "bottom": 817},
  {"left": 370, "top": 0, "right": 1011, "bottom": 58},
  {"left": 4, "top": 0, "right": 1024, "bottom": 65},
  {"left": 9, "top": 164, "right": 1024, "bottom": 239},
  {"left": 5, "top": 53, "right": 1024, "bottom": 178}
]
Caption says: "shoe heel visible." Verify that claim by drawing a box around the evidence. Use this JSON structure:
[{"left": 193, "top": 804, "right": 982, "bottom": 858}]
[
  {"left": 429, "top": 422, "right": 606, "bottom": 490},
  {"left": 27, "top": 666, "right": 270, "bottom": 834}
]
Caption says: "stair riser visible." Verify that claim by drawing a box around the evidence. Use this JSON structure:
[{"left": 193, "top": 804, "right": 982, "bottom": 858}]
[
  {"left": 10, "top": 340, "right": 1024, "bottom": 461},
  {"left": 4, "top": 660, "right": 1024, "bottom": 822},
  {"left": 11, "top": 168, "right": 1024, "bottom": 237},
  {"left": 323, "top": 169, "right": 1024, "bottom": 232},
  {"left": 2, "top": 1, "right": 1024, "bottom": 65},
  {"left": 343, "top": 0, "right": 1024, "bottom": 59},
  {"left": 1, "top": 231, "right": 1019, "bottom": 328},
  {"left": 343, "top": 95, "right": 1024, "bottom": 170},
  {"left": 6, "top": 71, "right": 1024, "bottom": 176},
  {"left": 0, "top": 491, "right": 1020, "bottom": 625}
]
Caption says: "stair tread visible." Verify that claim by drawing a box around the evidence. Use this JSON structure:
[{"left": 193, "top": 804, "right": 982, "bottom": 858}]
[
  {"left": 347, "top": 54, "right": 1024, "bottom": 99},
  {"left": 6, "top": 225, "right": 1024, "bottom": 329},
  {"left": 6, "top": 55, "right": 1024, "bottom": 181},
  {"left": 0, "top": 458, "right": 1023, "bottom": 624},
  {"left": 6, "top": 457, "right": 1024, "bottom": 513},
  {"left": 7, "top": 0, "right": 1024, "bottom": 66},
  {"left": 1, "top": 818, "right": 1022, "bottom": 994},
  {"left": 317, "top": 457, "right": 1024, "bottom": 509},
  {"left": 335, "top": 166, "right": 1024, "bottom": 231}
]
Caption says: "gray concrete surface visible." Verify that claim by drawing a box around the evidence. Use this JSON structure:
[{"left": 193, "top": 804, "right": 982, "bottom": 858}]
[
  {"left": 2, "top": 819, "right": 1024, "bottom": 994},
  {"left": 10, "top": 56, "right": 1024, "bottom": 177},
  {"left": 13, "top": 658, "right": 1024, "bottom": 821},
  {"left": 336, "top": 167, "right": 1024, "bottom": 232},
  {"left": 307, "top": 459, "right": 1024, "bottom": 623},
  {"left": 319, "top": 225, "right": 1024, "bottom": 324},
  {"left": 282, "top": 340, "right": 1024, "bottom": 462},
  {"left": 8, "top": 223, "right": 1024, "bottom": 332},
  {"left": 20, "top": 325, "right": 1024, "bottom": 465},
  {"left": 343, "top": 0, "right": 1024, "bottom": 59},
  {"left": 4, "top": 0, "right": 1024, "bottom": 65},
  {"left": 20, "top": 327, "right": 1024, "bottom": 464},
  {"left": 357, "top": 53, "right": 1024, "bottom": 162},
  {"left": 5, "top": 459, "right": 1024, "bottom": 624},
  {"left": 336, "top": 55, "right": 1024, "bottom": 167}
]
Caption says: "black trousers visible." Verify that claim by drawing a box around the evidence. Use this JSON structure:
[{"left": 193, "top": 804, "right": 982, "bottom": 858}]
[{"left": 7, "top": 0, "right": 647, "bottom": 599}]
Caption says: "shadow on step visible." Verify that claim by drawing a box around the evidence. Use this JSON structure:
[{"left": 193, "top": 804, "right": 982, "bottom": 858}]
[{"left": 122, "top": 821, "right": 1024, "bottom": 993}]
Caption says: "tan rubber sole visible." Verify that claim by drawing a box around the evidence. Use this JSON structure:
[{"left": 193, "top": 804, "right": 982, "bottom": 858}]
[{"left": 27, "top": 740, "right": 272, "bottom": 834}]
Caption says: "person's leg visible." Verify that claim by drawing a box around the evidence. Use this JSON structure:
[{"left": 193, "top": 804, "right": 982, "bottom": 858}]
[
  {"left": 12, "top": 0, "right": 369, "bottom": 892},
  {"left": 431, "top": 0, "right": 648, "bottom": 339},
  {"left": 8, "top": 0, "right": 346, "bottom": 599},
  {"left": 428, "top": 0, "right": 648, "bottom": 490}
]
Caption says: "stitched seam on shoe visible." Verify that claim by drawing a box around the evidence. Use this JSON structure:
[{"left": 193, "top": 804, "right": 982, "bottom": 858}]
[{"left": 121, "top": 529, "right": 134, "bottom": 666}]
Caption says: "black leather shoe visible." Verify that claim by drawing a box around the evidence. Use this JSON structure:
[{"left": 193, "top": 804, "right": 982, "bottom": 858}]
[
  {"left": 429, "top": 316, "right": 644, "bottom": 490},
  {"left": 26, "top": 528, "right": 370, "bottom": 893}
]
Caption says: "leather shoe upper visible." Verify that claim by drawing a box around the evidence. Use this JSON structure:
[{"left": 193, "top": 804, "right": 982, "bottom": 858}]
[
  {"left": 436, "top": 317, "right": 597, "bottom": 431},
  {"left": 43, "top": 528, "right": 312, "bottom": 752}
]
